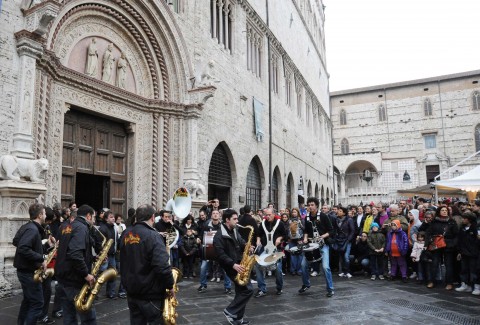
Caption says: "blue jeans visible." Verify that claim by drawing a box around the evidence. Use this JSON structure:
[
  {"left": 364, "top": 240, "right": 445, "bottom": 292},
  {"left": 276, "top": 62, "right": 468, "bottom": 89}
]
[
  {"left": 62, "top": 286, "right": 96, "bottom": 325},
  {"left": 199, "top": 260, "right": 231, "bottom": 289},
  {"left": 17, "top": 270, "right": 43, "bottom": 325},
  {"left": 288, "top": 243, "right": 302, "bottom": 273},
  {"left": 100, "top": 254, "right": 117, "bottom": 297},
  {"left": 340, "top": 243, "right": 352, "bottom": 273},
  {"left": 301, "top": 244, "right": 334, "bottom": 292},
  {"left": 255, "top": 259, "right": 283, "bottom": 292}
]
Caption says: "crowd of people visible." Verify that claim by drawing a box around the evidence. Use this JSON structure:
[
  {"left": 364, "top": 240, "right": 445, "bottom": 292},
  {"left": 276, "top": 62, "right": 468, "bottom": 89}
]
[{"left": 11, "top": 197, "right": 480, "bottom": 325}]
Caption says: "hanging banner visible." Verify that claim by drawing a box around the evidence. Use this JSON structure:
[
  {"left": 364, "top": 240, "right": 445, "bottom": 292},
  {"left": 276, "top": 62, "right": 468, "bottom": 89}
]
[{"left": 253, "top": 97, "right": 264, "bottom": 142}]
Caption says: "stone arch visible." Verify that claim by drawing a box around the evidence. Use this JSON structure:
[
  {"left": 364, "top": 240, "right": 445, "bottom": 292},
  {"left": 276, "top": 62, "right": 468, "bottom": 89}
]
[
  {"left": 345, "top": 160, "right": 379, "bottom": 189},
  {"left": 207, "top": 141, "right": 236, "bottom": 208},
  {"left": 271, "top": 166, "right": 282, "bottom": 210},
  {"left": 46, "top": 0, "right": 193, "bottom": 101},
  {"left": 15, "top": 201, "right": 30, "bottom": 216},
  {"left": 246, "top": 156, "right": 265, "bottom": 211},
  {"left": 286, "top": 172, "right": 294, "bottom": 209}
]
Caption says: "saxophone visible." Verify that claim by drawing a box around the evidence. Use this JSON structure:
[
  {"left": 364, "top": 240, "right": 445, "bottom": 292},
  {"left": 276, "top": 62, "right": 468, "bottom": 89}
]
[
  {"left": 33, "top": 246, "right": 56, "bottom": 283},
  {"left": 74, "top": 226, "right": 118, "bottom": 313},
  {"left": 163, "top": 226, "right": 182, "bottom": 325},
  {"left": 234, "top": 225, "right": 255, "bottom": 286}
]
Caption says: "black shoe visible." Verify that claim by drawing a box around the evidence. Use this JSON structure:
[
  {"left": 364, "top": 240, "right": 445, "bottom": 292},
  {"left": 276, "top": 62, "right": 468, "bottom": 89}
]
[
  {"left": 197, "top": 285, "right": 207, "bottom": 293},
  {"left": 239, "top": 319, "right": 250, "bottom": 325},
  {"left": 52, "top": 311, "right": 62, "bottom": 319},
  {"left": 254, "top": 290, "right": 266, "bottom": 298},
  {"left": 37, "top": 316, "right": 55, "bottom": 324},
  {"left": 118, "top": 292, "right": 127, "bottom": 299},
  {"left": 276, "top": 289, "right": 283, "bottom": 295},
  {"left": 225, "top": 288, "right": 232, "bottom": 294},
  {"left": 298, "top": 285, "right": 310, "bottom": 294},
  {"left": 223, "top": 309, "right": 237, "bottom": 325},
  {"left": 326, "top": 291, "right": 334, "bottom": 297},
  {"left": 402, "top": 277, "right": 407, "bottom": 283}
]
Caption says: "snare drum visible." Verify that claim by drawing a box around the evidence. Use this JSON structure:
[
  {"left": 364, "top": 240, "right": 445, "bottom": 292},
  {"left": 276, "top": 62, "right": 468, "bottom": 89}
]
[
  {"left": 303, "top": 243, "right": 322, "bottom": 263},
  {"left": 285, "top": 243, "right": 303, "bottom": 256},
  {"left": 202, "top": 231, "right": 216, "bottom": 260}
]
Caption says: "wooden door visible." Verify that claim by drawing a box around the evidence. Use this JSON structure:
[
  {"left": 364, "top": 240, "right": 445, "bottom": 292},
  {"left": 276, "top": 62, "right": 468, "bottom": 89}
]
[{"left": 61, "top": 109, "right": 127, "bottom": 214}]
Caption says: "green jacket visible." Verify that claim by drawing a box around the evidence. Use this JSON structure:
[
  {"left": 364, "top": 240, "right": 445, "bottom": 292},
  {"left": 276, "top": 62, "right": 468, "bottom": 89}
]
[{"left": 367, "top": 231, "right": 385, "bottom": 255}]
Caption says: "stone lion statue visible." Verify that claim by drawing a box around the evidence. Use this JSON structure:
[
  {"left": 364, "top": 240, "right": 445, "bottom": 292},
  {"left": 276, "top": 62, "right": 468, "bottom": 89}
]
[
  {"left": 0, "top": 155, "right": 48, "bottom": 182},
  {"left": 184, "top": 180, "right": 206, "bottom": 200}
]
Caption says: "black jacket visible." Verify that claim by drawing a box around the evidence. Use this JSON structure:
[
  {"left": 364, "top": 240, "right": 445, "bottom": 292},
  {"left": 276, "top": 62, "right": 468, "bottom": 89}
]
[
  {"left": 337, "top": 216, "right": 355, "bottom": 243},
  {"left": 180, "top": 235, "right": 198, "bottom": 255},
  {"left": 120, "top": 222, "right": 174, "bottom": 299},
  {"left": 257, "top": 219, "right": 286, "bottom": 248},
  {"left": 154, "top": 220, "right": 183, "bottom": 245},
  {"left": 420, "top": 217, "right": 458, "bottom": 252},
  {"left": 213, "top": 224, "right": 246, "bottom": 273},
  {"left": 198, "top": 219, "right": 222, "bottom": 240},
  {"left": 13, "top": 221, "right": 47, "bottom": 272},
  {"left": 238, "top": 214, "right": 260, "bottom": 245},
  {"left": 55, "top": 217, "right": 99, "bottom": 288},
  {"left": 457, "top": 223, "right": 479, "bottom": 257},
  {"left": 305, "top": 211, "right": 334, "bottom": 240},
  {"left": 99, "top": 222, "right": 118, "bottom": 255},
  {"left": 353, "top": 214, "right": 366, "bottom": 237}
]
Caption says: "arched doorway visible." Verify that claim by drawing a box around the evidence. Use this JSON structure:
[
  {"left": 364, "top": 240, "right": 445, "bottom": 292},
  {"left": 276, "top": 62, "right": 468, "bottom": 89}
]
[
  {"left": 286, "top": 173, "right": 293, "bottom": 209},
  {"left": 272, "top": 166, "right": 281, "bottom": 210},
  {"left": 246, "top": 158, "right": 263, "bottom": 212},
  {"left": 208, "top": 143, "right": 233, "bottom": 208}
]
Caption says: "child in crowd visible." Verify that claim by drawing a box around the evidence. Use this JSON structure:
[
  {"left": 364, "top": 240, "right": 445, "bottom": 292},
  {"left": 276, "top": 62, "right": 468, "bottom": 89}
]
[
  {"left": 385, "top": 220, "right": 409, "bottom": 282},
  {"left": 180, "top": 228, "right": 198, "bottom": 279},
  {"left": 367, "top": 223, "right": 385, "bottom": 280},
  {"left": 410, "top": 231, "right": 427, "bottom": 283},
  {"left": 455, "top": 212, "right": 478, "bottom": 293}
]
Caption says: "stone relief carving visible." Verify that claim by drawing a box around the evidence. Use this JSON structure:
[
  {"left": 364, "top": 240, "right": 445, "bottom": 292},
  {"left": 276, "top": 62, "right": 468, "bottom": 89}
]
[
  {"left": 23, "top": 1, "right": 60, "bottom": 36},
  {"left": 196, "top": 60, "right": 219, "bottom": 87},
  {"left": 184, "top": 180, "right": 206, "bottom": 200},
  {"left": 116, "top": 52, "right": 128, "bottom": 89},
  {"left": 85, "top": 38, "right": 98, "bottom": 77},
  {"left": 0, "top": 155, "right": 48, "bottom": 182},
  {"left": 102, "top": 43, "right": 115, "bottom": 83}
]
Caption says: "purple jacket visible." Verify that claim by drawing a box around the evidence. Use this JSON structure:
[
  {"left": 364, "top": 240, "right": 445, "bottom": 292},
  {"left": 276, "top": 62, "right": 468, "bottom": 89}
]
[{"left": 385, "top": 229, "right": 408, "bottom": 256}]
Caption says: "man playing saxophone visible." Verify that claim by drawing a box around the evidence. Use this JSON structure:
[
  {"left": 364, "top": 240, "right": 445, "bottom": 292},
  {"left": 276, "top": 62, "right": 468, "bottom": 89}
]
[
  {"left": 55, "top": 204, "right": 99, "bottom": 325},
  {"left": 120, "top": 204, "right": 174, "bottom": 325},
  {"left": 214, "top": 209, "right": 253, "bottom": 325}
]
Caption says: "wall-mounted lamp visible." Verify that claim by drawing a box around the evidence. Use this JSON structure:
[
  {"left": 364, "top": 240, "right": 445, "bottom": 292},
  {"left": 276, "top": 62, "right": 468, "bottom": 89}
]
[
  {"left": 403, "top": 170, "right": 411, "bottom": 182},
  {"left": 298, "top": 176, "right": 304, "bottom": 195}
]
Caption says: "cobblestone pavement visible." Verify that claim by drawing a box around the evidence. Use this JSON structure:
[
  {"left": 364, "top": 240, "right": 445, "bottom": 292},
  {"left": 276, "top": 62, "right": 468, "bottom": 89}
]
[{"left": 1, "top": 273, "right": 480, "bottom": 325}]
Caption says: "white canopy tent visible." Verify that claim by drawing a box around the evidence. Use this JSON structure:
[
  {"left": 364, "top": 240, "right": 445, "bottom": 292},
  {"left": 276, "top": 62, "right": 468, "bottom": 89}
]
[{"left": 434, "top": 165, "right": 480, "bottom": 201}]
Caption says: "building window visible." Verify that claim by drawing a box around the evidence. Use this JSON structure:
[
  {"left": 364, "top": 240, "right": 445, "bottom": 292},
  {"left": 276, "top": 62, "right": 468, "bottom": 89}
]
[
  {"left": 340, "top": 109, "right": 347, "bottom": 125},
  {"left": 286, "top": 174, "right": 292, "bottom": 209},
  {"left": 296, "top": 87, "right": 302, "bottom": 118},
  {"left": 211, "top": 0, "right": 233, "bottom": 51},
  {"left": 246, "top": 159, "right": 262, "bottom": 212},
  {"left": 341, "top": 138, "right": 349, "bottom": 154},
  {"left": 168, "top": 0, "right": 182, "bottom": 13},
  {"left": 246, "top": 24, "right": 262, "bottom": 77},
  {"left": 306, "top": 98, "right": 311, "bottom": 126},
  {"left": 285, "top": 73, "right": 292, "bottom": 106},
  {"left": 426, "top": 165, "right": 440, "bottom": 183},
  {"left": 270, "top": 54, "right": 279, "bottom": 94},
  {"left": 271, "top": 170, "right": 279, "bottom": 210},
  {"left": 378, "top": 104, "right": 386, "bottom": 122},
  {"left": 473, "top": 91, "right": 480, "bottom": 110},
  {"left": 475, "top": 124, "right": 480, "bottom": 151},
  {"left": 424, "top": 133, "right": 436, "bottom": 149},
  {"left": 424, "top": 98, "right": 432, "bottom": 116}
]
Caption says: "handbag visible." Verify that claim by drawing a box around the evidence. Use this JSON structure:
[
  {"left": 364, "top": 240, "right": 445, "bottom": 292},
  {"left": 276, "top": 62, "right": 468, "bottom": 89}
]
[
  {"left": 428, "top": 235, "right": 446, "bottom": 251},
  {"left": 332, "top": 237, "right": 348, "bottom": 252}
]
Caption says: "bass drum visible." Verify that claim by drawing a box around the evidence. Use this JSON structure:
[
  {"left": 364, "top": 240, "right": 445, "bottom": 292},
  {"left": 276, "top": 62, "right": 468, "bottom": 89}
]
[{"left": 202, "top": 231, "right": 216, "bottom": 260}]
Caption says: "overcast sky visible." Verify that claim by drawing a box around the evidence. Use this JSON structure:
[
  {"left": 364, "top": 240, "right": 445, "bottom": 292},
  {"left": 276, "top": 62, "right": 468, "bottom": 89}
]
[{"left": 324, "top": 0, "right": 480, "bottom": 91}]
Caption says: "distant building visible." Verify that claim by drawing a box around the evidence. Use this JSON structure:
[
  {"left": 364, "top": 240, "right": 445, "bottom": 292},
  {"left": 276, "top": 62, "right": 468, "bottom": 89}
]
[{"left": 331, "top": 70, "right": 480, "bottom": 205}]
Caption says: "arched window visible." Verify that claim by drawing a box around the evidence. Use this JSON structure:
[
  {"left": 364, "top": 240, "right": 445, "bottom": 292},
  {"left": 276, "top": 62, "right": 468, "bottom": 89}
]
[
  {"left": 307, "top": 181, "right": 312, "bottom": 197},
  {"left": 286, "top": 173, "right": 293, "bottom": 209},
  {"left": 475, "top": 124, "right": 480, "bottom": 152},
  {"left": 315, "top": 183, "right": 319, "bottom": 198},
  {"left": 208, "top": 143, "right": 232, "bottom": 208},
  {"left": 473, "top": 91, "right": 480, "bottom": 111},
  {"left": 271, "top": 168, "right": 280, "bottom": 210},
  {"left": 424, "top": 98, "right": 432, "bottom": 116},
  {"left": 341, "top": 138, "right": 349, "bottom": 154},
  {"left": 246, "top": 159, "right": 262, "bottom": 212},
  {"left": 378, "top": 104, "right": 386, "bottom": 122},
  {"left": 340, "top": 109, "right": 347, "bottom": 125}
]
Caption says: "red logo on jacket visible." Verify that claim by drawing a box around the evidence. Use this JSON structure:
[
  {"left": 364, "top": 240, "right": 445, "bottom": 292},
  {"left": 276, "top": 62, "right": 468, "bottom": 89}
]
[{"left": 124, "top": 232, "right": 141, "bottom": 245}]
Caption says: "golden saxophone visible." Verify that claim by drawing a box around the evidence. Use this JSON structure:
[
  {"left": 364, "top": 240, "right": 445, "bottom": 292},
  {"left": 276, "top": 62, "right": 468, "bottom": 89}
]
[
  {"left": 74, "top": 226, "right": 118, "bottom": 313},
  {"left": 163, "top": 225, "right": 182, "bottom": 325},
  {"left": 234, "top": 225, "right": 255, "bottom": 286},
  {"left": 34, "top": 246, "right": 56, "bottom": 283}
]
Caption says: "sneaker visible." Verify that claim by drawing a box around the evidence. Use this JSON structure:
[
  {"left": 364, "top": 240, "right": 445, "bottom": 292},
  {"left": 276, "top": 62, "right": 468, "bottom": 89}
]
[
  {"left": 225, "top": 288, "right": 232, "bottom": 294},
  {"left": 254, "top": 290, "right": 266, "bottom": 298},
  {"left": 52, "top": 311, "right": 62, "bottom": 319},
  {"left": 345, "top": 273, "right": 352, "bottom": 278},
  {"left": 118, "top": 292, "right": 127, "bottom": 299},
  {"left": 371, "top": 275, "right": 376, "bottom": 281},
  {"left": 298, "top": 285, "right": 310, "bottom": 294},
  {"left": 326, "top": 291, "right": 334, "bottom": 297},
  {"left": 472, "top": 284, "right": 480, "bottom": 295},
  {"left": 216, "top": 277, "right": 221, "bottom": 283},
  {"left": 37, "top": 316, "right": 55, "bottom": 324},
  {"left": 409, "top": 272, "right": 417, "bottom": 279},
  {"left": 379, "top": 275, "right": 385, "bottom": 280},
  {"left": 310, "top": 271, "right": 318, "bottom": 277},
  {"left": 210, "top": 277, "right": 216, "bottom": 282},
  {"left": 238, "top": 319, "right": 250, "bottom": 325},
  {"left": 401, "top": 277, "right": 407, "bottom": 283},
  {"left": 338, "top": 272, "right": 345, "bottom": 277},
  {"left": 282, "top": 272, "right": 286, "bottom": 276},
  {"left": 223, "top": 309, "right": 237, "bottom": 325},
  {"left": 455, "top": 282, "right": 472, "bottom": 292},
  {"left": 276, "top": 289, "right": 283, "bottom": 295},
  {"left": 267, "top": 271, "right": 272, "bottom": 277},
  {"left": 197, "top": 285, "right": 207, "bottom": 293},
  {"left": 250, "top": 279, "right": 257, "bottom": 284}
]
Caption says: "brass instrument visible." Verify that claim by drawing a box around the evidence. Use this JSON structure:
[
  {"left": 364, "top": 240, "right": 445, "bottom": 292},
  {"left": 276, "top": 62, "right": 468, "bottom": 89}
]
[
  {"left": 234, "top": 225, "right": 256, "bottom": 286},
  {"left": 74, "top": 226, "right": 118, "bottom": 313},
  {"left": 163, "top": 187, "right": 188, "bottom": 325},
  {"left": 34, "top": 246, "right": 56, "bottom": 283},
  {"left": 290, "top": 221, "right": 298, "bottom": 238}
]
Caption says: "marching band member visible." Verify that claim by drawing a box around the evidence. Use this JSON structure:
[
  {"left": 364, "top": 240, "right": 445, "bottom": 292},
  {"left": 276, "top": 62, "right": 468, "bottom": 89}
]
[
  {"left": 214, "top": 209, "right": 253, "bottom": 325},
  {"left": 120, "top": 204, "right": 174, "bottom": 324},
  {"left": 254, "top": 207, "right": 286, "bottom": 297},
  {"left": 299, "top": 197, "right": 335, "bottom": 297}
]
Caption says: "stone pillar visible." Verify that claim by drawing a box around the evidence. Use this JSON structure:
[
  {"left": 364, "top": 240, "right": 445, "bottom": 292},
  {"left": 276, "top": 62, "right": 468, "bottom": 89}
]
[
  {"left": 218, "top": 0, "right": 223, "bottom": 44},
  {"left": 11, "top": 32, "right": 44, "bottom": 158},
  {"left": 340, "top": 172, "right": 346, "bottom": 198},
  {"left": 183, "top": 118, "right": 199, "bottom": 181}
]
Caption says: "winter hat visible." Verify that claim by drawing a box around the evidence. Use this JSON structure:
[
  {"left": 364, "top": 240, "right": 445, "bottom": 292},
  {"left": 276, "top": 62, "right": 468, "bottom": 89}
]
[
  {"left": 392, "top": 219, "right": 401, "bottom": 228},
  {"left": 370, "top": 222, "right": 380, "bottom": 230}
]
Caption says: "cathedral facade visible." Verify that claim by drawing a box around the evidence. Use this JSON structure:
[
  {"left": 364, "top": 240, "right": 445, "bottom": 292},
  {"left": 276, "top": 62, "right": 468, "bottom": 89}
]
[{"left": 0, "top": 0, "right": 332, "bottom": 294}]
